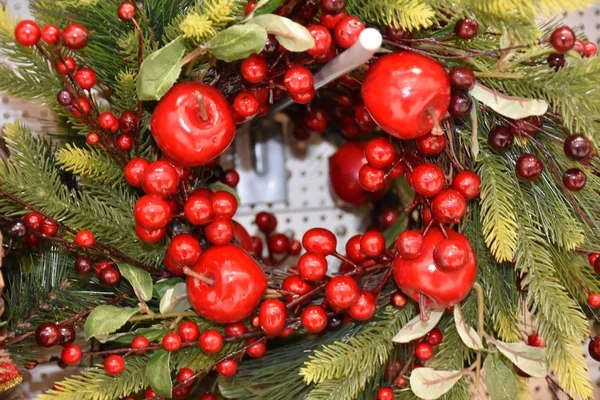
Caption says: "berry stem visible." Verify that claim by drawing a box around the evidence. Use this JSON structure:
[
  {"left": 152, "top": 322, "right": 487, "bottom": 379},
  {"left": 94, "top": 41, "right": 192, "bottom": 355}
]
[
  {"left": 180, "top": 46, "right": 208, "bottom": 67},
  {"left": 131, "top": 17, "right": 144, "bottom": 157},
  {"left": 426, "top": 106, "right": 443, "bottom": 136},
  {"left": 193, "top": 91, "right": 209, "bottom": 122},
  {"left": 419, "top": 293, "right": 429, "bottom": 322},
  {"left": 183, "top": 266, "right": 215, "bottom": 286}
]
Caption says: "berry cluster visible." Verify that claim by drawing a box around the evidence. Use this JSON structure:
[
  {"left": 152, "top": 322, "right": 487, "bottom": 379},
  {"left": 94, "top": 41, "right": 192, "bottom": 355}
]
[{"left": 548, "top": 25, "right": 597, "bottom": 70}]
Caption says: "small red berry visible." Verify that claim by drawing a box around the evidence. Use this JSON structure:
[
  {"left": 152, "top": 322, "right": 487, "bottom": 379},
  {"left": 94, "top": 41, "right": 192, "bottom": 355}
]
[
  {"left": 303, "top": 227, "right": 337, "bottom": 255},
  {"left": 307, "top": 25, "right": 333, "bottom": 57},
  {"left": 584, "top": 41, "right": 598, "bottom": 57},
  {"left": 395, "top": 230, "right": 424, "bottom": 259},
  {"left": 392, "top": 292, "right": 407, "bottom": 308},
  {"left": 455, "top": 19, "right": 478, "bottom": 40},
  {"left": 381, "top": 209, "right": 398, "bottom": 228},
  {"left": 177, "top": 321, "right": 200, "bottom": 342},
  {"left": 516, "top": 153, "right": 543, "bottom": 181},
  {"left": 131, "top": 335, "right": 150, "bottom": 354},
  {"left": 119, "top": 110, "right": 139, "bottom": 134},
  {"left": 136, "top": 225, "right": 166, "bottom": 243},
  {"left": 281, "top": 275, "right": 313, "bottom": 302},
  {"left": 431, "top": 189, "right": 467, "bottom": 224},
  {"left": 588, "top": 293, "right": 600, "bottom": 308},
  {"left": 167, "top": 233, "right": 201, "bottom": 267},
  {"left": 259, "top": 299, "right": 287, "bottom": 336},
  {"left": 241, "top": 54, "right": 268, "bottom": 83},
  {"left": 184, "top": 192, "right": 213, "bottom": 225},
  {"left": 104, "top": 355, "right": 125, "bottom": 376},
  {"left": 527, "top": 334, "right": 544, "bottom": 348},
  {"left": 62, "top": 24, "right": 88, "bottom": 50},
  {"left": 224, "top": 322, "right": 248, "bottom": 338},
  {"left": 550, "top": 26, "right": 576, "bottom": 53},
  {"left": 233, "top": 92, "right": 259, "bottom": 117},
  {"left": 360, "top": 230, "right": 385, "bottom": 258},
  {"left": 320, "top": 11, "right": 347, "bottom": 30},
  {"left": 162, "top": 333, "right": 182, "bottom": 352},
  {"left": 74, "top": 68, "right": 96, "bottom": 90},
  {"left": 359, "top": 164, "right": 386, "bottom": 192},
  {"left": 451, "top": 170, "right": 480, "bottom": 200},
  {"left": 134, "top": 195, "right": 172, "bottom": 229},
  {"left": 326, "top": 275, "right": 359, "bottom": 311},
  {"left": 410, "top": 163, "right": 445, "bottom": 197},
  {"left": 298, "top": 252, "right": 328, "bottom": 281},
  {"left": 245, "top": 1, "right": 257, "bottom": 15},
  {"left": 98, "top": 112, "right": 119, "bottom": 133},
  {"left": 35, "top": 322, "right": 61, "bottom": 348},
  {"left": 417, "top": 132, "right": 447, "bottom": 156},
  {"left": 334, "top": 16, "right": 364, "bottom": 48},
  {"left": 176, "top": 367, "right": 195, "bottom": 387},
  {"left": 24, "top": 212, "right": 44, "bottom": 232},
  {"left": 41, "top": 25, "right": 60, "bottom": 45},
  {"left": 268, "top": 233, "right": 289, "bottom": 254},
  {"left": 377, "top": 387, "right": 394, "bottom": 400},
  {"left": 562, "top": 168, "right": 587, "bottom": 192},
  {"left": 142, "top": 160, "right": 179, "bottom": 197},
  {"left": 365, "top": 138, "right": 395, "bottom": 169},
  {"left": 449, "top": 67, "right": 476, "bottom": 90},
  {"left": 41, "top": 219, "right": 58, "bottom": 236},
  {"left": 74, "top": 257, "right": 93, "bottom": 275},
  {"left": 98, "top": 266, "right": 121, "bottom": 287},
  {"left": 348, "top": 290, "right": 376, "bottom": 321},
  {"left": 427, "top": 328, "right": 443, "bottom": 346},
  {"left": 433, "top": 239, "right": 468, "bottom": 271},
  {"left": 205, "top": 216, "right": 234, "bottom": 245},
  {"left": 256, "top": 211, "right": 277, "bottom": 233},
  {"left": 75, "top": 230, "right": 95, "bottom": 247},
  {"left": 61, "top": 344, "right": 83, "bottom": 365},
  {"left": 288, "top": 239, "right": 302, "bottom": 255},
  {"left": 212, "top": 191, "right": 238, "bottom": 218},
  {"left": 58, "top": 57, "right": 77, "bottom": 75},
  {"left": 304, "top": 108, "right": 328, "bottom": 133},
  {"left": 415, "top": 342, "right": 434, "bottom": 361},
  {"left": 86, "top": 132, "right": 99, "bottom": 145},
  {"left": 118, "top": 2, "right": 137, "bottom": 22},
  {"left": 116, "top": 134, "right": 132, "bottom": 151},
  {"left": 199, "top": 330, "right": 224, "bottom": 354},
  {"left": 15, "top": 20, "right": 41, "bottom": 46},
  {"left": 301, "top": 305, "right": 328, "bottom": 333},
  {"left": 290, "top": 87, "right": 315, "bottom": 104},
  {"left": 216, "top": 359, "right": 238, "bottom": 377},
  {"left": 284, "top": 67, "right": 314, "bottom": 95},
  {"left": 246, "top": 338, "right": 267, "bottom": 358},
  {"left": 355, "top": 104, "right": 376, "bottom": 129}
]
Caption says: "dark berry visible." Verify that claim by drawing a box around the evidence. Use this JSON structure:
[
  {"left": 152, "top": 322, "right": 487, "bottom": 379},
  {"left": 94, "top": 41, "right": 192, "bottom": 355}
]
[
  {"left": 564, "top": 135, "right": 592, "bottom": 160},
  {"left": 119, "top": 110, "right": 138, "bottom": 135},
  {"left": 449, "top": 67, "right": 476, "bottom": 90},
  {"left": 511, "top": 116, "right": 542, "bottom": 137},
  {"left": 449, "top": 91, "right": 472, "bottom": 117},
  {"left": 6, "top": 220, "right": 27, "bottom": 238},
  {"left": 550, "top": 26, "right": 575, "bottom": 53},
  {"left": 455, "top": 19, "right": 478, "bottom": 40},
  {"left": 488, "top": 125, "right": 514, "bottom": 153},
  {"left": 98, "top": 266, "right": 121, "bottom": 286},
  {"left": 320, "top": 0, "right": 347, "bottom": 15},
  {"left": 74, "top": 256, "right": 93, "bottom": 275},
  {"left": 57, "top": 90, "right": 73, "bottom": 106},
  {"left": 35, "top": 322, "right": 62, "bottom": 348},
  {"left": 385, "top": 26, "right": 411, "bottom": 41},
  {"left": 516, "top": 154, "right": 543, "bottom": 181},
  {"left": 547, "top": 53, "right": 565, "bottom": 70},
  {"left": 562, "top": 168, "right": 586, "bottom": 191}
]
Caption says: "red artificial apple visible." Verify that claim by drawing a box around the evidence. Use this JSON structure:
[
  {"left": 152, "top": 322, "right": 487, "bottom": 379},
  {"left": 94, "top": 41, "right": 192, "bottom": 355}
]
[
  {"left": 361, "top": 51, "right": 451, "bottom": 139},
  {"left": 151, "top": 82, "right": 236, "bottom": 167},
  {"left": 328, "top": 142, "right": 385, "bottom": 205},
  {"left": 393, "top": 227, "right": 476, "bottom": 309},
  {"left": 232, "top": 220, "right": 254, "bottom": 253},
  {"left": 186, "top": 244, "right": 267, "bottom": 323}
]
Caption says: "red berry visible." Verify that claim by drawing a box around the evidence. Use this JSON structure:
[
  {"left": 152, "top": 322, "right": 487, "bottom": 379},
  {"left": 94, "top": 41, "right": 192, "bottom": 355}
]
[
  {"left": 321, "top": 0, "right": 347, "bottom": 14},
  {"left": 488, "top": 125, "right": 514, "bottom": 153},
  {"left": 284, "top": 67, "right": 314, "bottom": 95},
  {"left": 176, "top": 321, "right": 200, "bottom": 342},
  {"left": 176, "top": 367, "right": 195, "bottom": 387},
  {"left": 564, "top": 135, "right": 592, "bottom": 160},
  {"left": 449, "top": 67, "right": 476, "bottom": 90},
  {"left": 268, "top": 233, "right": 289, "bottom": 254},
  {"left": 116, "top": 134, "right": 133, "bottom": 151},
  {"left": 167, "top": 233, "right": 201, "bottom": 267},
  {"left": 451, "top": 170, "right": 480, "bottom": 200},
  {"left": 118, "top": 110, "right": 138, "bottom": 134},
  {"left": 359, "top": 164, "right": 386, "bottom": 192},
  {"left": 378, "top": 387, "right": 394, "bottom": 400},
  {"left": 71, "top": 96, "right": 90, "bottom": 117},
  {"left": 251, "top": 236, "right": 263, "bottom": 256},
  {"left": 588, "top": 293, "right": 600, "bottom": 308},
  {"left": 516, "top": 154, "right": 543, "bottom": 181},
  {"left": 590, "top": 253, "right": 600, "bottom": 266},
  {"left": 136, "top": 225, "right": 166, "bottom": 243},
  {"left": 199, "top": 329, "right": 223, "bottom": 354},
  {"left": 58, "top": 57, "right": 77, "bottom": 75},
  {"left": 550, "top": 26, "right": 575, "bottom": 53},
  {"left": 427, "top": 328, "right": 443, "bottom": 346},
  {"left": 334, "top": 16, "right": 364, "bottom": 48},
  {"left": 246, "top": 338, "right": 267, "bottom": 358},
  {"left": 432, "top": 189, "right": 467, "bottom": 224},
  {"left": 395, "top": 230, "right": 424, "bottom": 259},
  {"left": 104, "top": 355, "right": 125, "bottom": 376},
  {"left": 348, "top": 290, "right": 376, "bottom": 321},
  {"left": 118, "top": 1, "right": 137, "bottom": 22},
  {"left": 35, "top": 323, "right": 61, "bottom": 348},
  {"left": 24, "top": 212, "right": 44, "bottom": 232},
  {"left": 41, "top": 219, "right": 58, "bottom": 236},
  {"left": 212, "top": 190, "right": 238, "bottom": 218},
  {"left": 527, "top": 334, "right": 544, "bottom": 348},
  {"left": 281, "top": 275, "right": 313, "bottom": 302},
  {"left": 307, "top": 25, "right": 332, "bottom": 57},
  {"left": 224, "top": 322, "right": 248, "bottom": 338},
  {"left": 15, "top": 20, "right": 41, "bottom": 46},
  {"left": 455, "top": 19, "right": 478, "bottom": 40},
  {"left": 74, "top": 68, "right": 96, "bottom": 90},
  {"left": 184, "top": 192, "right": 213, "bottom": 225},
  {"left": 131, "top": 335, "right": 150, "bottom": 354},
  {"left": 326, "top": 276, "right": 359, "bottom": 311},
  {"left": 134, "top": 195, "right": 172, "bottom": 229},
  {"left": 245, "top": 1, "right": 257, "bottom": 15},
  {"left": 433, "top": 239, "right": 468, "bottom": 271},
  {"left": 98, "top": 112, "right": 119, "bottom": 133},
  {"left": 98, "top": 266, "right": 121, "bottom": 286},
  {"left": 41, "top": 25, "right": 60, "bottom": 45},
  {"left": 74, "top": 257, "right": 93, "bottom": 275},
  {"left": 365, "top": 138, "right": 395, "bottom": 169},
  {"left": 346, "top": 234, "right": 367, "bottom": 263},
  {"left": 449, "top": 91, "right": 472, "bottom": 117},
  {"left": 288, "top": 239, "right": 302, "bottom": 255},
  {"left": 562, "top": 168, "right": 586, "bottom": 192},
  {"left": 24, "top": 233, "right": 40, "bottom": 247},
  {"left": 75, "top": 230, "right": 95, "bottom": 247},
  {"left": 392, "top": 292, "right": 408, "bottom": 308},
  {"left": 298, "top": 252, "right": 328, "bottom": 281},
  {"left": 410, "top": 163, "right": 445, "bottom": 197},
  {"left": 62, "top": 24, "right": 88, "bottom": 50},
  {"left": 304, "top": 107, "right": 328, "bottom": 132},
  {"left": 320, "top": 10, "right": 347, "bottom": 29},
  {"left": 205, "top": 216, "right": 234, "bottom": 245},
  {"left": 162, "top": 333, "right": 182, "bottom": 352},
  {"left": 256, "top": 211, "right": 277, "bottom": 233},
  {"left": 415, "top": 342, "right": 434, "bottom": 361},
  {"left": 303, "top": 228, "right": 337, "bottom": 255},
  {"left": 141, "top": 160, "right": 180, "bottom": 197},
  {"left": 124, "top": 158, "right": 149, "bottom": 187},
  {"left": 355, "top": 104, "right": 376, "bottom": 129},
  {"left": 301, "top": 305, "right": 328, "bottom": 332},
  {"left": 360, "top": 230, "right": 385, "bottom": 258},
  {"left": 217, "top": 359, "right": 238, "bottom": 377},
  {"left": 86, "top": 132, "right": 99, "bottom": 145},
  {"left": 241, "top": 54, "right": 268, "bottom": 83},
  {"left": 61, "top": 344, "right": 83, "bottom": 365},
  {"left": 290, "top": 87, "right": 315, "bottom": 104},
  {"left": 381, "top": 209, "right": 399, "bottom": 228},
  {"left": 233, "top": 92, "right": 259, "bottom": 117},
  {"left": 259, "top": 299, "right": 287, "bottom": 336},
  {"left": 589, "top": 336, "right": 600, "bottom": 361},
  {"left": 584, "top": 41, "right": 598, "bottom": 57}
]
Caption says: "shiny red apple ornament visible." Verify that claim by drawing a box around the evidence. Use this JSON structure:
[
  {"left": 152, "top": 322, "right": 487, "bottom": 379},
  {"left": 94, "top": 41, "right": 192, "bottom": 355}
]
[
  {"left": 186, "top": 245, "right": 267, "bottom": 323},
  {"left": 393, "top": 227, "right": 476, "bottom": 308},
  {"left": 361, "top": 51, "right": 451, "bottom": 139},
  {"left": 151, "top": 82, "right": 235, "bottom": 167}
]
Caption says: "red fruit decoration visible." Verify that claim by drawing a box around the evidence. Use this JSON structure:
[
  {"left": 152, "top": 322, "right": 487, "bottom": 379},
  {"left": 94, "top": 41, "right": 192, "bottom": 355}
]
[
  {"left": 298, "top": 252, "right": 328, "bottom": 281},
  {"left": 589, "top": 336, "right": 600, "bottom": 361},
  {"left": 303, "top": 227, "right": 337, "bottom": 255},
  {"left": 394, "top": 227, "right": 476, "bottom": 309},
  {"left": 104, "top": 355, "right": 125, "bottom": 376},
  {"left": 141, "top": 160, "right": 179, "bottom": 197},
  {"left": 134, "top": 195, "right": 172, "bottom": 229},
  {"left": 216, "top": 359, "right": 238, "bottom": 377},
  {"left": 132, "top": 336, "right": 150, "bottom": 354},
  {"left": 166, "top": 233, "right": 201, "bottom": 270},
  {"left": 415, "top": 342, "right": 433, "bottom": 361},
  {"left": 15, "top": 20, "right": 41, "bottom": 46},
  {"left": 348, "top": 290, "right": 376, "bottom": 321},
  {"left": 62, "top": 24, "right": 88, "bottom": 49},
  {"left": 258, "top": 299, "right": 287, "bottom": 336},
  {"left": 186, "top": 245, "right": 267, "bottom": 323},
  {"left": 151, "top": 82, "right": 235, "bottom": 167},
  {"left": 431, "top": 189, "right": 467, "bottom": 224},
  {"left": 301, "top": 305, "right": 328, "bottom": 333},
  {"left": 41, "top": 24, "right": 60, "bottom": 45},
  {"left": 162, "top": 333, "right": 182, "bottom": 352},
  {"left": 326, "top": 276, "right": 359, "bottom": 311},
  {"left": 410, "top": 163, "right": 445, "bottom": 197},
  {"left": 61, "top": 344, "right": 83, "bottom": 365},
  {"left": 361, "top": 52, "right": 451, "bottom": 139},
  {"left": 199, "top": 330, "right": 223, "bottom": 354}
]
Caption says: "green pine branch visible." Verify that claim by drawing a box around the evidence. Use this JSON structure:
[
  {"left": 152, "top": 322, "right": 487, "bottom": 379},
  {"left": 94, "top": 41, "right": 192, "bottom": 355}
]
[{"left": 56, "top": 144, "right": 124, "bottom": 188}]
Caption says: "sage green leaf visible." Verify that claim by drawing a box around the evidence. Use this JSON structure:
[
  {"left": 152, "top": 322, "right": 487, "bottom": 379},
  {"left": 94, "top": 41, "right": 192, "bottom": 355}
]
[
  {"left": 137, "top": 35, "right": 186, "bottom": 101},
  {"left": 147, "top": 350, "right": 172, "bottom": 398},
  {"left": 208, "top": 24, "right": 268, "bottom": 62},
  {"left": 84, "top": 306, "right": 139, "bottom": 340},
  {"left": 392, "top": 310, "right": 443, "bottom": 343},
  {"left": 159, "top": 282, "right": 191, "bottom": 314},
  {"left": 120, "top": 264, "right": 153, "bottom": 301},
  {"left": 470, "top": 82, "right": 548, "bottom": 120},
  {"left": 248, "top": 14, "right": 314, "bottom": 52},
  {"left": 453, "top": 304, "right": 483, "bottom": 350},
  {"left": 484, "top": 355, "right": 518, "bottom": 400},
  {"left": 494, "top": 340, "right": 547, "bottom": 378},
  {"left": 410, "top": 368, "right": 463, "bottom": 400},
  {"left": 153, "top": 278, "right": 184, "bottom": 299}
]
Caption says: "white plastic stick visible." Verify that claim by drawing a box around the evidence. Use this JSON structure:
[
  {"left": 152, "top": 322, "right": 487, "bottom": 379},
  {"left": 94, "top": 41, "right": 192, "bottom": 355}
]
[{"left": 270, "top": 27, "right": 383, "bottom": 114}]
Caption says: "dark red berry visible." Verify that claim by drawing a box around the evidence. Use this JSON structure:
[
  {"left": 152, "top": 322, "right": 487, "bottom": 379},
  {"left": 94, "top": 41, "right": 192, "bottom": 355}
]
[
  {"left": 562, "top": 168, "right": 586, "bottom": 191},
  {"left": 455, "top": 19, "right": 478, "bottom": 40},
  {"left": 221, "top": 169, "right": 240, "bottom": 188},
  {"left": 511, "top": 116, "right": 542, "bottom": 137},
  {"left": 589, "top": 336, "right": 600, "bottom": 361},
  {"left": 564, "top": 135, "right": 592, "bottom": 160},
  {"left": 427, "top": 328, "right": 443, "bottom": 345},
  {"left": 516, "top": 154, "right": 543, "bottom": 181},
  {"left": 288, "top": 239, "right": 302, "bottom": 255},
  {"left": 74, "top": 256, "right": 92, "bottom": 275},
  {"left": 304, "top": 108, "right": 328, "bottom": 132},
  {"left": 321, "top": 0, "right": 347, "bottom": 15},
  {"left": 268, "top": 233, "right": 289, "bottom": 254},
  {"left": 334, "top": 16, "right": 364, "bottom": 48},
  {"left": 550, "top": 26, "right": 575, "bottom": 53},
  {"left": 488, "top": 125, "right": 514, "bottom": 153},
  {"left": 35, "top": 323, "right": 61, "bottom": 348},
  {"left": 385, "top": 26, "right": 410, "bottom": 41},
  {"left": 118, "top": 2, "right": 137, "bottom": 22},
  {"left": 119, "top": 110, "right": 138, "bottom": 134},
  {"left": 381, "top": 209, "right": 399, "bottom": 228},
  {"left": 449, "top": 91, "right": 472, "bottom": 117},
  {"left": 15, "top": 20, "right": 41, "bottom": 46},
  {"left": 62, "top": 24, "right": 88, "bottom": 50},
  {"left": 416, "top": 133, "right": 446, "bottom": 156},
  {"left": 99, "top": 266, "right": 121, "bottom": 286},
  {"left": 547, "top": 53, "right": 566, "bottom": 70},
  {"left": 57, "top": 90, "right": 72, "bottom": 106},
  {"left": 256, "top": 211, "right": 277, "bottom": 233},
  {"left": 449, "top": 67, "right": 476, "bottom": 90}
]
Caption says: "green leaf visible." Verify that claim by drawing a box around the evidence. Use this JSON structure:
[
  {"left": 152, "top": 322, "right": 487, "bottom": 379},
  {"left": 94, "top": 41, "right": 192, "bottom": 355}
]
[
  {"left": 409, "top": 368, "right": 463, "bottom": 400},
  {"left": 493, "top": 340, "right": 548, "bottom": 378},
  {"left": 159, "top": 282, "right": 191, "bottom": 314},
  {"left": 392, "top": 310, "right": 443, "bottom": 343},
  {"left": 208, "top": 24, "right": 268, "bottom": 62},
  {"left": 253, "top": 0, "right": 286, "bottom": 16},
  {"left": 453, "top": 304, "right": 483, "bottom": 350},
  {"left": 137, "top": 36, "right": 186, "bottom": 101},
  {"left": 469, "top": 83, "right": 548, "bottom": 120},
  {"left": 209, "top": 182, "right": 241, "bottom": 204},
  {"left": 84, "top": 306, "right": 139, "bottom": 340},
  {"left": 247, "top": 14, "right": 315, "bottom": 52},
  {"left": 120, "top": 264, "right": 153, "bottom": 302},
  {"left": 147, "top": 350, "right": 172, "bottom": 398},
  {"left": 484, "top": 355, "right": 518, "bottom": 400},
  {"left": 153, "top": 278, "right": 184, "bottom": 299}
]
